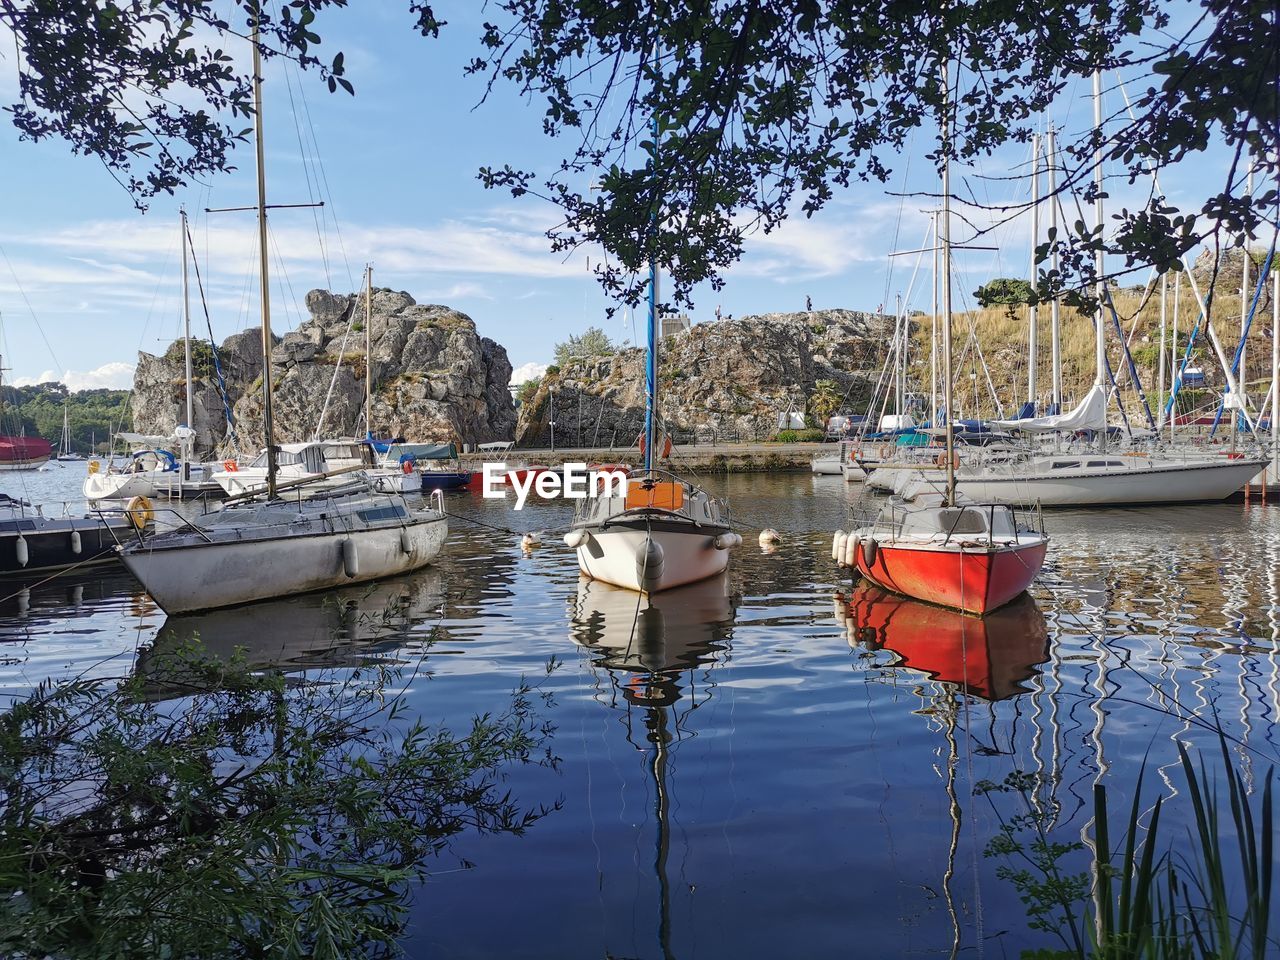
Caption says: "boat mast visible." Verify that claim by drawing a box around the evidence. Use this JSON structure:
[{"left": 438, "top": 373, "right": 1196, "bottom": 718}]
[
  {"left": 1027, "top": 133, "right": 1040, "bottom": 410},
  {"left": 1156, "top": 274, "right": 1167, "bottom": 434},
  {"left": 1170, "top": 272, "right": 1180, "bottom": 440},
  {"left": 1047, "top": 126, "right": 1062, "bottom": 412},
  {"left": 941, "top": 61, "right": 957, "bottom": 506},
  {"left": 644, "top": 64, "right": 660, "bottom": 477},
  {"left": 931, "top": 211, "right": 939, "bottom": 427},
  {"left": 1273, "top": 264, "right": 1278, "bottom": 472},
  {"left": 365, "top": 264, "right": 373, "bottom": 439},
  {"left": 252, "top": 8, "right": 278, "bottom": 500},
  {"left": 1092, "top": 70, "right": 1107, "bottom": 452},
  {"left": 183, "top": 206, "right": 194, "bottom": 458}
]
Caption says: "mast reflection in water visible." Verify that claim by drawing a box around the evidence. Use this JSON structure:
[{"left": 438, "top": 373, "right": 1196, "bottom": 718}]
[
  {"left": 568, "top": 574, "right": 737, "bottom": 960},
  {"left": 836, "top": 583, "right": 1050, "bottom": 958}
]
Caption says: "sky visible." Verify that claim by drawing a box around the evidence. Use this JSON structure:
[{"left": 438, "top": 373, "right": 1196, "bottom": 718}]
[{"left": 0, "top": 3, "right": 1242, "bottom": 392}]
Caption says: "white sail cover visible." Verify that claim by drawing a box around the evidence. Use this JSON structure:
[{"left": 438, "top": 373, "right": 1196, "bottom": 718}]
[{"left": 993, "top": 384, "right": 1109, "bottom": 433}]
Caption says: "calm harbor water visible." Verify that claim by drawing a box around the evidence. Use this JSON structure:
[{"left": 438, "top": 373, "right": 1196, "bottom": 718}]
[{"left": 3, "top": 465, "right": 1279, "bottom": 957}]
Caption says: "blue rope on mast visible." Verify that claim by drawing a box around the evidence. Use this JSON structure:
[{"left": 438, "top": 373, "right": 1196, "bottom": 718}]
[
  {"left": 1208, "top": 246, "right": 1274, "bottom": 437},
  {"left": 1102, "top": 288, "right": 1156, "bottom": 431}
]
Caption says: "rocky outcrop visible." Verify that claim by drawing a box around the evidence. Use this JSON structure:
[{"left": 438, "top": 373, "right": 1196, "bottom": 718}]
[
  {"left": 515, "top": 309, "right": 892, "bottom": 446},
  {"left": 132, "top": 288, "right": 516, "bottom": 451}
]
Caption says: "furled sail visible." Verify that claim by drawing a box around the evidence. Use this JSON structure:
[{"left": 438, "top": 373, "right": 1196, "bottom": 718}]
[{"left": 992, "top": 384, "right": 1108, "bottom": 433}]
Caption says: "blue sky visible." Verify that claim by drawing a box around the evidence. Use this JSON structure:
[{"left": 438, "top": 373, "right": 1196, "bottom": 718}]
[{"left": 0, "top": 4, "right": 1241, "bottom": 391}]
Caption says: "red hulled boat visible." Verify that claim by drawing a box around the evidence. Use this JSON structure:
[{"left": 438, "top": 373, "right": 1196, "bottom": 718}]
[
  {"left": 834, "top": 494, "right": 1048, "bottom": 616},
  {"left": 0, "top": 434, "right": 53, "bottom": 471}
]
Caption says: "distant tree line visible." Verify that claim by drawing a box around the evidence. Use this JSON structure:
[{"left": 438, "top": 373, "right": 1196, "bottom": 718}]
[{"left": 0, "top": 382, "right": 131, "bottom": 453}]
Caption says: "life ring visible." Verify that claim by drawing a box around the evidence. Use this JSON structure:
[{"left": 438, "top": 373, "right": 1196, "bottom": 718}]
[
  {"left": 125, "top": 496, "right": 154, "bottom": 531},
  {"left": 933, "top": 452, "right": 960, "bottom": 470},
  {"left": 223, "top": 459, "right": 239, "bottom": 472}
]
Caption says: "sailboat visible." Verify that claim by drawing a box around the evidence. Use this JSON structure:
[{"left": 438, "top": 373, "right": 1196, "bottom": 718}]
[
  {"left": 918, "top": 76, "right": 1267, "bottom": 506},
  {"left": 831, "top": 64, "right": 1049, "bottom": 617},
  {"left": 84, "top": 210, "right": 224, "bottom": 501},
  {"left": 562, "top": 110, "right": 741, "bottom": 591},
  {"left": 55, "top": 406, "right": 84, "bottom": 461},
  {"left": 118, "top": 17, "right": 447, "bottom": 615}
]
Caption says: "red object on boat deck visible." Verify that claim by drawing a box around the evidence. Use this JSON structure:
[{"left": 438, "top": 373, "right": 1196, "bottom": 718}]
[
  {"left": 855, "top": 538, "right": 1046, "bottom": 617},
  {"left": 842, "top": 583, "right": 1049, "bottom": 701}
]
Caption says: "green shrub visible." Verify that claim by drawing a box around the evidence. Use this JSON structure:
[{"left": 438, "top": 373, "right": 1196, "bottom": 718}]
[{"left": 775, "top": 428, "right": 825, "bottom": 443}]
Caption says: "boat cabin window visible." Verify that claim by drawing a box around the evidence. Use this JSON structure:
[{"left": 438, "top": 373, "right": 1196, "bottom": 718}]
[
  {"left": 323, "top": 443, "right": 363, "bottom": 462},
  {"left": 1051, "top": 460, "right": 1080, "bottom": 469},
  {"left": 253, "top": 449, "right": 304, "bottom": 467}
]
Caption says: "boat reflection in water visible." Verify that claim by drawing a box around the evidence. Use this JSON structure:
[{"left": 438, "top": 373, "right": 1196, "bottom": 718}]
[
  {"left": 836, "top": 582, "right": 1050, "bottom": 701},
  {"left": 135, "top": 570, "right": 444, "bottom": 695},
  {"left": 835, "top": 583, "right": 1050, "bottom": 959},
  {"left": 567, "top": 574, "right": 737, "bottom": 960}
]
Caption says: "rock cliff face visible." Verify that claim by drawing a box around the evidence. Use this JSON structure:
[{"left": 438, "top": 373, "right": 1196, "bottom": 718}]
[
  {"left": 132, "top": 288, "right": 516, "bottom": 451},
  {"left": 516, "top": 309, "right": 892, "bottom": 447}
]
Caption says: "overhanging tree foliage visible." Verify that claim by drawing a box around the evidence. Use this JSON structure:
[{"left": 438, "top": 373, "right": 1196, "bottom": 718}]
[
  {"left": 2, "top": 1, "right": 1275, "bottom": 300},
  {"left": 466, "top": 0, "right": 1277, "bottom": 307}
]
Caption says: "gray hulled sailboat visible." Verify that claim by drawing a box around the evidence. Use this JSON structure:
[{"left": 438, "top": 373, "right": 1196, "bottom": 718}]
[{"left": 119, "top": 17, "right": 446, "bottom": 614}]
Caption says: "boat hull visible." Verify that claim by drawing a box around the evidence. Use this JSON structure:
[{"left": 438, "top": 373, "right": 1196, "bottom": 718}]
[
  {"left": 951, "top": 457, "right": 1268, "bottom": 505},
  {"left": 0, "top": 519, "right": 128, "bottom": 575},
  {"left": 84, "top": 471, "right": 162, "bottom": 501},
  {"left": 421, "top": 471, "right": 472, "bottom": 490},
  {"left": 841, "top": 462, "right": 867, "bottom": 482},
  {"left": 812, "top": 457, "right": 842, "bottom": 475},
  {"left": 120, "top": 516, "right": 448, "bottom": 614},
  {"left": 574, "top": 521, "right": 731, "bottom": 594},
  {"left": 0, "top": 456, "right": 51, "bottom": 471},
  {"left": 855, "top": 539, "right": 1047, "bottom": 616}
]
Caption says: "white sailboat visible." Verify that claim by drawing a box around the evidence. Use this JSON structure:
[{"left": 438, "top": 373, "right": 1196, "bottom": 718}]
[
  {"left": 563, "top": 113, "right": 741, "bottom": 590},
  {"left": 84, "top": 210, "right": 224, "bottom": 501},
  {"left": 119, "top": 17, "right": 447, "bottom": 615},
  {"left": 920, "top": 75, "right": 1267, "bottom": 506},
  {"left": 55, "top": 406, "right": 84, "bottom": 462}
]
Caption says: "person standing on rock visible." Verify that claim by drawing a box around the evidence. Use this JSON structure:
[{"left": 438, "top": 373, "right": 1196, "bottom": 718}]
[{"left": 805, "top": 295, "right": 812, "bottom": 312}]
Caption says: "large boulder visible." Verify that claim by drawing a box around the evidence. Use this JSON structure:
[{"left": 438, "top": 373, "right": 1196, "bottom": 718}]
[{"left": 132, "top": 290, "right": 517, "bottom": 452}]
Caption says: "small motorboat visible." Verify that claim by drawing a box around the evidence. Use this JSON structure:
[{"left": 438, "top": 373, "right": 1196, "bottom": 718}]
[{"left": 0, "top": 493, "right": 136, "bottom": 575}]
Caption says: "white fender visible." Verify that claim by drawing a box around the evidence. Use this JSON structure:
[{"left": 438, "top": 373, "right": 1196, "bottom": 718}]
[
  {"left": 834, "top": 531, "right": 849, "bottom": 566},
  {"left": 399, "top": 527, "right": 414, "bottom": 555},
  {"left": 564, "top": 529, "right": 589, "bottom": 549},
  {"left": 70, "top": 530, "right": 82, "bottom": 555},
  {"left": 341, "top": 538, "right": 359, "bottom": 578},
  {"left": 861, "top": 536, "right": 878, "bottom": 568},
  {"left": 713, "top": 531, "right": 742, "bottom": 550},
  {"left": 637, "top": 537, "right": 665, "bottom": 592},
  {"left": 844, "top": 534, "right": 859, "bottom": 568},
  {"left": 831, "top": 530, "right": 844, "bottom": 562},
  {"left": 16, "top": 535, "right": 29, "bottom": 568}
]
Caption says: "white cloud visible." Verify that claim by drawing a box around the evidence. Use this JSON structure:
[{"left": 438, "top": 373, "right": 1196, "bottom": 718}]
[
  {"left": 13, "top": 362, "right": 135, "bottom": 391},
  {"left": 510, "top": 361, "right": 548, "bottom": 385}
]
